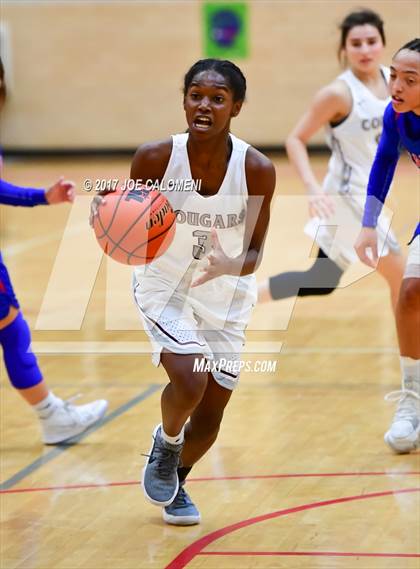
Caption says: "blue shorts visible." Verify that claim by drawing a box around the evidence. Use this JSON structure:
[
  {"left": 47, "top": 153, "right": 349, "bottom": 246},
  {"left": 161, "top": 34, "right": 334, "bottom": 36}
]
[{"left": 0, "top": 252, "right": 20, "bottom": 319}]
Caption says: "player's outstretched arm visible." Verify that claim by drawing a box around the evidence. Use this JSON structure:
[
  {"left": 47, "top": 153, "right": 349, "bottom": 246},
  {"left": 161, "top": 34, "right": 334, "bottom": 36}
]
[
  {"left": 286, "top": 82, "right": 350, "bottom": 219},
  {"left": 361, "top": 104, "right": 401, "bottom": 230},
  {"left": 356, "top": 104, "right": 401, "bottom": 268},
  {"left": 0, "top": 177, "right": 74, "bottom": 207},
  {"left": 45, "top": 176, "right": 75, "bottom": 204}
]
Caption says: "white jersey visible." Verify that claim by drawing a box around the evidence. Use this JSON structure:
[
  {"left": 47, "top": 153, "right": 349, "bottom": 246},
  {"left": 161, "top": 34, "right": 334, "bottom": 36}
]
[
  {"left": 324, "top": 66, "right": 391, "bottom": 194},
  {"left": 134, "top": 133, "right": 257, "bottom": 327},
  {"left": 305, "top": 66, "right": 399, "bottom": 269}
]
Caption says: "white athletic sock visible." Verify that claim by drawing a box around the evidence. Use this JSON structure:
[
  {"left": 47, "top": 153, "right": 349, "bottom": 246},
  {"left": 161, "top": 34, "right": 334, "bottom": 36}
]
[
  {"left": 161, "top": 424, "right": 185, "bottom": 445},
  {"left": 400, "top": 357, "right": 420, "bottom": 394},
  {"left": 33, "top": 392, "right": 62, "bottom": 419}
]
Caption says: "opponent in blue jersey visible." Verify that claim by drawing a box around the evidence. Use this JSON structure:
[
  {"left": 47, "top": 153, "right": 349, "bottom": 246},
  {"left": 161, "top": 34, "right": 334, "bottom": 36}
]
[
  {"left": 0, "top": 58, "right": 108, "bottom": 444},
  {"left": 356, "top": 39, "right": 420, "bottom": 453}
]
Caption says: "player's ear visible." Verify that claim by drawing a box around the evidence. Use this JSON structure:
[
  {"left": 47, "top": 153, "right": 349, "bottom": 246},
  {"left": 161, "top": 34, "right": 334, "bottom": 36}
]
[
  {"left": 231, "top": 100, "right": 243, "bottom": 117},
  {"left": 183, "top": 96, "right": 187, "bottom": 111}
]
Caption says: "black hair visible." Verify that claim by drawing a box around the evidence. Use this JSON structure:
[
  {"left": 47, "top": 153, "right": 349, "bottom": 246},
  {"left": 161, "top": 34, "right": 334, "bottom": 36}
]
[
  {"left": 338, "top": 9, "right": 385, "bottom": 62},
  {"left": 183, "top": 58, "right": 246, "bottom": 102},
  {"left": 394, "top": 38, "right": 420, "bottom": 57}
]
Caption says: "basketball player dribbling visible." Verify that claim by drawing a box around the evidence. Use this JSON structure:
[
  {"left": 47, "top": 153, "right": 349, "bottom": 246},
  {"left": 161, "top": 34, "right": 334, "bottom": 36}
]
[
  {"left": 91, "top": 59, "right": 276, "bottom": 525},
  {"left": 356, "top": 39, "right": 420, "bottom": 454},
  {"left": 258, "top": 9, "right": 405, "bottom": 308},
  {"left": 0, "top": 58, "right": 108, "bottom": 445}
]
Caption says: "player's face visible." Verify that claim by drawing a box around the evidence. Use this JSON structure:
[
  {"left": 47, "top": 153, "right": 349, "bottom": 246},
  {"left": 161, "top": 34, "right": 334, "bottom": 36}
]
[
  {"left": 183, "top": 70, "right": 242, "bottom": 138},
  {"left": 344, "top": 25, "right": 384, "bottom": 74},
  {"left": 390, "top": 50, "right": 420, "bottom": 114}
]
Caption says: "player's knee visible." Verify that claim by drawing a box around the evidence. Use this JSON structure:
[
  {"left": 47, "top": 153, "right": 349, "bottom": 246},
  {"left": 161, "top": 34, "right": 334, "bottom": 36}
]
[
  {"left": 311, "top": 258, "right": 342, "bottom": 286},
  {"left": 302, "top": 256, "right": 343, "bottom": 296},
  {"left": 398, "top": 279, "right": 420, "bottom": 312},
  {"left": 175, "top": 372, "right": 207, "bottom": 407},
  {"left": 0, "top": 312, "right": 42, "bottom": 389},
  {"left": 163, "top": 353, "right": 208, "bottom": 406}
]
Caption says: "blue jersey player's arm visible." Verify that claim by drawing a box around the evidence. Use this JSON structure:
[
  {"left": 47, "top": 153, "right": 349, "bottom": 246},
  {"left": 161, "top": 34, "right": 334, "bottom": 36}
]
[
  {"left": 0, "top": 179, "right": 48, "bottom": 207},
  {"left": 362, "top": 103, "right": 401, "bottom": 228}
]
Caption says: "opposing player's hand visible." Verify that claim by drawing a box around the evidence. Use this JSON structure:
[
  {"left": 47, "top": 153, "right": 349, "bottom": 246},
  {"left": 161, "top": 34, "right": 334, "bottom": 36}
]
[
  {"left": 191, "top": 229, "right": 233, "bottom": 287},
  {"left": 45, "top": 176, "right": 75, "bottom": 204},
  {"left": 354, "top": 227, "right": 378, "bottom": 268},
  {"left": 307, "top": 185, "right": 335, "bottom": 219},
  {"left": 89, "top": 196, "right": 106, "bottom": 227}
]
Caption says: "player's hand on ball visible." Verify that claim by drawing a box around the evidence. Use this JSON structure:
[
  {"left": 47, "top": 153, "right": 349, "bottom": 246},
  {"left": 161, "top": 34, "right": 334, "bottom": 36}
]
[
  {"left": 89, "top": 196, "right": 106, "bottom": 227},
  {"left": 355, "top": 227, "right": 378, "bottom": 268},
  {"left": 191, "top": 229, "right": 232, "bottom": 287},
  {"left": 45, "top": 176, "right": 75, "bottom": 204}
]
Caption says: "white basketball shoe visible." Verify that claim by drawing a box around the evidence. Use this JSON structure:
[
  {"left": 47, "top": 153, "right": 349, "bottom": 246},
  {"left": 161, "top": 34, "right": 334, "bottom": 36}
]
[
  {"left": 384, "top": 378, "right": 420, "bottom": 454},
  {"left": 40, "top": 396, "right": 108, "bottom": 444}
]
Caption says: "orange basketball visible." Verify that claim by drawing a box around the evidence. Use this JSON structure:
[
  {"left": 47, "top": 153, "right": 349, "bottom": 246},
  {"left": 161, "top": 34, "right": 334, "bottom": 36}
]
[{"left": 93, "top": 185, "right": 176, "bottom": 265}]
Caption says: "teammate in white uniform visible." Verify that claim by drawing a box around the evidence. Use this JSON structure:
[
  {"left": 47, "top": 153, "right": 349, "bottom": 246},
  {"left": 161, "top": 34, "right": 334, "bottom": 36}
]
[
  {"left": 259, "top": 9, "right": 404, "bottom": 308},
  {"left": 93, "top": 59, "right": 275, "bottom": 525}
]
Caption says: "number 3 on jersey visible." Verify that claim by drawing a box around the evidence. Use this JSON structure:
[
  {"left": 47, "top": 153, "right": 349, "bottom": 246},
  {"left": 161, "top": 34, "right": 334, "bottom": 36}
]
[{"left": 192, "top": 230, "right": 212, "bottom": 260}]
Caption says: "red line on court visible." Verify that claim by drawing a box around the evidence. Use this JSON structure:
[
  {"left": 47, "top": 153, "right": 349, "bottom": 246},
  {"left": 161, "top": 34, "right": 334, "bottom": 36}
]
[
  {"left": 199, "top": 551, "right": 420, "bottom": 558},
  {"left": 1, "top": 471, "right": 419, "bottom": 494},
  {"left": 165, "top": 488, "right": 420, "bottom": 569}
]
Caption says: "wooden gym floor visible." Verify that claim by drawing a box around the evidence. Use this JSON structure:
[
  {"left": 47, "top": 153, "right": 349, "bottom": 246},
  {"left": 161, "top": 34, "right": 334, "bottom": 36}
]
[{"left": 0, "top": 155, "right": 419, "bottom": 569}]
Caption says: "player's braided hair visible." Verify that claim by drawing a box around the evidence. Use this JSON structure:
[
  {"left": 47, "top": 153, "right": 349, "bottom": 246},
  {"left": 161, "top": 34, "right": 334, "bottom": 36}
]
[
  {"left": 396, "top": 38, "right": 420, "bottom": 55},
  {"left": 183, "top": 59, "right": 246, "bottom": 102}
]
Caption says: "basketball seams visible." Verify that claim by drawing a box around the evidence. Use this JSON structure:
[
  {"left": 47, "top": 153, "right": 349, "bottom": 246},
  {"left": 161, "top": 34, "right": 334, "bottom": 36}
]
[
  {"left": 108, "top": 192, "right": 163, "bottom": 255},
  {"left": 95, "top": 209, "right": 150, "bottom": 262},
  {"left": 94, "top": 189, "right": 175, "bottom": 265},
  {"left": 96, "top": 189, "right": 160, "bottom": 243},
  {"left": 127, "top": 216, "right": 176, "bottom": 263},
  {"left": 101, "top": 190, "right": 127, "bottom": 234},
  {"left": 94, "top": 209, "right": 110, "bottom": 240},
  {"left": 95, "top": 228, "right": 152, "bottom": 263}
]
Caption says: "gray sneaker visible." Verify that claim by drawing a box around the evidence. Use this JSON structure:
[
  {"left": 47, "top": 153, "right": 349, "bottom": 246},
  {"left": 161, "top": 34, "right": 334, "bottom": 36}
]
[
  {"left": 142, "top": 425, "right": 183, "bottom": 506},
  {"left": 163, "top": 483, "right": 201, "bottom": 526}
]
